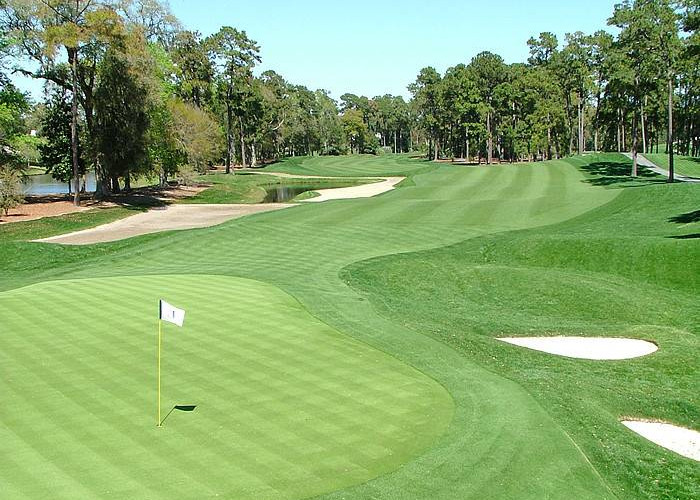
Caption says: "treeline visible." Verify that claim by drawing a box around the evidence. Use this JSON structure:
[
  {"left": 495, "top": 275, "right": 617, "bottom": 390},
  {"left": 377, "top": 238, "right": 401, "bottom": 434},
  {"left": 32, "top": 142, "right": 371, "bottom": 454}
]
[
  {"left": 0, "top": 0, "right": 698, "bottom": 207},
  {"left": 410, "top": 0, "right": 699, "bottom": 178},
  {"left": 0, "top": 0, "right": 414, "bottom": 205}
]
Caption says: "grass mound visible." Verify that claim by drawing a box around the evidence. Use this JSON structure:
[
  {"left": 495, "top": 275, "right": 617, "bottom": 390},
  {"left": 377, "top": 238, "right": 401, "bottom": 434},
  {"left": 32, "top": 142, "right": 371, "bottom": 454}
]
[
  {"left": 343, "top": 165, "right": 699, "bottom": 500},
  {"left": 644, "top": 153, "right": 700, "bottom": 178}
]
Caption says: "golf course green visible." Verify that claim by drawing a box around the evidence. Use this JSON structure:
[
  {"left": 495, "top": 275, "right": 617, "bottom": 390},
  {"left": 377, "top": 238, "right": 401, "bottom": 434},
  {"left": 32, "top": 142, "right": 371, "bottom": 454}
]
[{"left": 1, "top": 153, "right": 698, "bottom": 499}]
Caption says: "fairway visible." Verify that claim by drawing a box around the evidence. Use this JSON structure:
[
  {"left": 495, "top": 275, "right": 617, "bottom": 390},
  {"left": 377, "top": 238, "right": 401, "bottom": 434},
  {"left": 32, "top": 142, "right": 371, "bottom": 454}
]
[
  {"left": 1, "top": 154, "right": 698, "bottom": 499},
  {"left": 0, "top": 275, "right": 452, "bottom": 499}
]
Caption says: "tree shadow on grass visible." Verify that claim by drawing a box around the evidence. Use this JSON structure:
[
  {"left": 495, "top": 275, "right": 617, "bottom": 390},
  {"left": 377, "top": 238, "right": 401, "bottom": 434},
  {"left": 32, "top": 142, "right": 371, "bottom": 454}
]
[
  {"left": 579, "top": 161, "right": 664, "bottom": 187},
  {"left": 668, "top": 210, "right": 700, "bottom": 224},
  {"left": 668, "top": 233, "right": 700, "bottom": 240}
]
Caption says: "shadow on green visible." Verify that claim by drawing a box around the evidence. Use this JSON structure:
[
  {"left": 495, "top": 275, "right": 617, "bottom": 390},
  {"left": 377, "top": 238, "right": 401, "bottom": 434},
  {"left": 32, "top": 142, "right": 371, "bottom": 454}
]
[{"left": 159, "top": 405, "right": 198, "bottom": 426}]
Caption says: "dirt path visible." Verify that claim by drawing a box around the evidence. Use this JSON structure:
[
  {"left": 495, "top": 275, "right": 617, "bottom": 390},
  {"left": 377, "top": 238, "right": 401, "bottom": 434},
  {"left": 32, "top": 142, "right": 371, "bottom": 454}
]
[
  {"left": 1, "top": 200, "right": 94, "bottom": 224},
  {"left": 36, "top": 204, "right": 293, "bottom": 245}
]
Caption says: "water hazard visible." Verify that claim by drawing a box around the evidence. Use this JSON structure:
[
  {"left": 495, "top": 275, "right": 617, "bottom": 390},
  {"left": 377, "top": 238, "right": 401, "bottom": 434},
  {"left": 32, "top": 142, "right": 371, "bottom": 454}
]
[
  {"left": 263, "top": 185, "right": 319, "bottom": 203},
  {"left": 23, "top": 173, "right": 97, "bottom": 195}
]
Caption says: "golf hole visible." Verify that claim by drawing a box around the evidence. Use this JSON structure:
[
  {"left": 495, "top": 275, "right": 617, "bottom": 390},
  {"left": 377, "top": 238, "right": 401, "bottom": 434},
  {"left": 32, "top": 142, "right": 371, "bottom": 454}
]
[
  {"left": 622, "top": 420, "right": 700, "bottom": 462},
  {"left": 496, "top": 337, "right": 658, "bottom": 360}
]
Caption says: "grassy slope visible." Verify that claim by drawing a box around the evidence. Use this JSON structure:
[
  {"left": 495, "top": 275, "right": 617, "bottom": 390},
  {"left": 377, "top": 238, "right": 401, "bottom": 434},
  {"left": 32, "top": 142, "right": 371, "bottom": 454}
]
[
  {"left": 344, "top": 156, "right": 700, "bottom": 500},
  {"left": 1, "top": 275, "right": 451, "bottom": 500},
  {"left": 262, "top": 154, "right": 434, "bottom": 177},
  {"left": 0, "top": 207, "right": 145, "bottom": 278},
  {"left": 644, "top": 153, "right": 700, "bottom": 178},
  {"left": 1, "top": 154, "right": 696, "bottom": 499}
]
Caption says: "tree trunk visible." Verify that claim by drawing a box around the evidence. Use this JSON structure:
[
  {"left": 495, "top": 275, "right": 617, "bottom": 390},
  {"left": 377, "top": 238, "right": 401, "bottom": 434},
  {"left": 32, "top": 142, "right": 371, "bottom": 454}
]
[
  {"left": 225, "top": 104, "right": 233, "bottom": 174},
  {"left": 124, "top": 173, "right": 131, "bottom": 192},
  {"left": 622, "top": 116, "right": 626, "bottom": 152},
  {"left": 394, "top": 130, "right": 398, "bottom": 154},
  {"left": 68, "top": 47, "right": 80, "bottom": 207},
  {"left": 641, "top": 96, "right": 647, "bottom": 155},
  {"left": 617, "top": 108, "right": 621, "bottom": 153},
  {"left": 631, "top": 109, "right": 638, "bottom": 178},
  {"left": 239, "top": 116, "right": 247, "bottom": 167},
  {"left": 433, "top": 135, "right": 439, "bottom": 161},
  {"left": 578, "top": 93, "right": 584, "bottom": 155},
  {"left": 565, "top": 93, "right": 573, "bottom": 155},
  {"left": 594, "top": 129, "right": 599, "bottom": 153},
  {"left": 668, "top": 76, "right": 674, "bottom": 183},
  {"left": 486, "top": 111, "right": 492, "bottom": 165},
  {"left": 250, "top": 142, "right": 257, "bottom": 168}
]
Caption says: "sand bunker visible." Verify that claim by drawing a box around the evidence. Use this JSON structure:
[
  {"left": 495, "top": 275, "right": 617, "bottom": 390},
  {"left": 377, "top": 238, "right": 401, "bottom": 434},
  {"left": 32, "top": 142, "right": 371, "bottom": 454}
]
[
  {"left": 301, "top": 177, "right": 404, "bottom": 202},
  {"left": 622, "top": 420, "right": 700, "bottom": 461},
  {"left": 497, "top": 337, "right": 658, "bottom": 360},
  {"left": 248, "top": 171, "right": 405, "bottom": 202},
  {"left": 35, "top": 204, "right": 292, "bottom": 245}
]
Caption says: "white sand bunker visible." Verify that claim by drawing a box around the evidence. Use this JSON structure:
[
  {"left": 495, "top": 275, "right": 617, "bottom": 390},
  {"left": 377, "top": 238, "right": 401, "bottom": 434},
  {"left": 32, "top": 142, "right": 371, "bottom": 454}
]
[
  {"left": 622, "top": 420, "right": 700, "bottom": 461},
  {"left": 497, "top": 337, "right": 658, "bottom": 360},
  {"left": 301, "top": 177, "right": 404, "bottom": 202},
  {"left": 247, "top": 171, "right": 405, "bottom": 202}
]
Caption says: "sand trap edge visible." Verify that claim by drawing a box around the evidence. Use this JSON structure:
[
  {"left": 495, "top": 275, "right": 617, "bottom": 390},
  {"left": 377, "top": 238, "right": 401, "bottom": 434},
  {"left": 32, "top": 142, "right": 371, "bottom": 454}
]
[
  {"left": 622, "top": 419, "right": 700, "bottom": 462},
  {"left": 496, "top": 336, "right": 658, "bottom": 360}
]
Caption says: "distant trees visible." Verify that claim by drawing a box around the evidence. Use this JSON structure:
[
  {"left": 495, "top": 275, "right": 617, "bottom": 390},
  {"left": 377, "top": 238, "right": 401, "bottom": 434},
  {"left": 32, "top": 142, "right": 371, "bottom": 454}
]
[
  {"left": 2, "top": 0, "right": 698, "bottom": 194},
  {"left": 408, "top": 0, "right": 697, "bottom": 178},
  {"left": 207, "top": 27, "right": 260, "bottom": 173},
  {"left": 40, "top": 89, "right": 83, "bottom": 189},
  {"left": 1, "top": 0, "right": 125, "bottom": 204},
  {"left": 94, "top": 46, "right": 150, "bottom": 193}
]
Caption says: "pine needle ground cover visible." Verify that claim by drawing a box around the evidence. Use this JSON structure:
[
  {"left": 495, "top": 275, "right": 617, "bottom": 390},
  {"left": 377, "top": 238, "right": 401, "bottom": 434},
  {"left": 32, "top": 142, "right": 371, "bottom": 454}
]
[{"left": 1, "top": 154, "right": 698, "bottom": 499}]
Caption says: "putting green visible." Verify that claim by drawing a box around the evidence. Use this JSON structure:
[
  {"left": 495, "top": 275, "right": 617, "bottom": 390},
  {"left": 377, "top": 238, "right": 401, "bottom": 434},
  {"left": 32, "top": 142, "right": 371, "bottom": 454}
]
[{"left": 0, "top": 275, "right": 453, "bottom": 500}]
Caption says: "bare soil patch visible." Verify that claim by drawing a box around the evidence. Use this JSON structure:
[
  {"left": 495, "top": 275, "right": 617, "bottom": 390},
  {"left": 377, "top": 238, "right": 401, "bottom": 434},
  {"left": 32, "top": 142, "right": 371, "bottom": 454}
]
[
  {"left": 0, "top": 196, "right": 96, "bottom": 224},
  {"left": 0, "top": 185, "right": 208, "bottom": 225}
]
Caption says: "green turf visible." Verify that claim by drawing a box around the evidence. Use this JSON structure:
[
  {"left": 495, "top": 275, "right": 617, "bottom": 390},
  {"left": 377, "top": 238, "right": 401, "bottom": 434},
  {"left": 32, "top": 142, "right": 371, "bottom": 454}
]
[
  {"left": 1, "top": 153, "right": 698, "bottom": 499},
  {"left": 261, "top": 154, "right": 435, "bottom": 177},
  {"left": 0, "top": 275, "right": 452, "bottom": 499},
  {"left": 643, "top": 153, "right": 700, "bottom": 178}
]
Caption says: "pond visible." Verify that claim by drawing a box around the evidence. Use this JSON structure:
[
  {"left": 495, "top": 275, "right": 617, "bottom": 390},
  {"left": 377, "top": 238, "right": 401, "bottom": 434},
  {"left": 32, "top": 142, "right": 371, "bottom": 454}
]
[
  {"left": 263, "top": 185, "right": 321, "bottom": 203},
  {"left": 23, "top": 173, "right": 97, "bottom": 195}
]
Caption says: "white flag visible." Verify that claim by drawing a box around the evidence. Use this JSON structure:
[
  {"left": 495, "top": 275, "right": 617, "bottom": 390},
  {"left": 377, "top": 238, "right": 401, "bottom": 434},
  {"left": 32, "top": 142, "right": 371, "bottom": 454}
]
[{"left": 159, "top": 300, "right": 185, "bottom": 327}]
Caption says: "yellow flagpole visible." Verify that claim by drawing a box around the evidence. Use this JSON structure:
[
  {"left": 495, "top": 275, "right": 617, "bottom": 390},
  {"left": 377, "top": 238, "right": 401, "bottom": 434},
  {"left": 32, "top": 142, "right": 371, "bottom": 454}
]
[{"left": 157, "top": 319, "right": 162, "bottom": 427}]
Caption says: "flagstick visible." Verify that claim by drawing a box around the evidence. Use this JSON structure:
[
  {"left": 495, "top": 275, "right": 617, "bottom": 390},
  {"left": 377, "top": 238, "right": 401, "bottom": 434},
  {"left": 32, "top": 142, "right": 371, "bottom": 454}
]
[{"left": 157, "top": 319, "right": 162, "bottom": 427}]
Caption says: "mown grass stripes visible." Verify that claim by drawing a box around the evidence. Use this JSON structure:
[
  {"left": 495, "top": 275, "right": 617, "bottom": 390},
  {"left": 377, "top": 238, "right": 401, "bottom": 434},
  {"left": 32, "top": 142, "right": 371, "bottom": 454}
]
[
  {"left": 2, "top": 153, "right": 696, "bottom": 499},
  {"left": 0, "top": 275, "right": 453, "bottom": 500}
]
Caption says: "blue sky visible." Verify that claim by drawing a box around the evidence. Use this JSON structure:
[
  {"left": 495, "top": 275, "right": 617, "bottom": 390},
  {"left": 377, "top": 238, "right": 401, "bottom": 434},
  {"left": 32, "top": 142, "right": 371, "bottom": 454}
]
[
  {"left": 168, "top": 0, "right": 617, "bottom": 99},
  {"left": 12, "top": 0, "right": 619, "bottom": 101}
]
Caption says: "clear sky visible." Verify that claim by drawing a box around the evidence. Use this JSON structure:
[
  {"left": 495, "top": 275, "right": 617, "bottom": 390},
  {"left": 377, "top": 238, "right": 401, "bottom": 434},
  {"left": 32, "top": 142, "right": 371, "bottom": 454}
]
[
  {"left": 11, "top": 0, "right": 619, "bottom": 101},
  {"left": 169, "top": 0, "right": 618, "bottom": 99}
]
